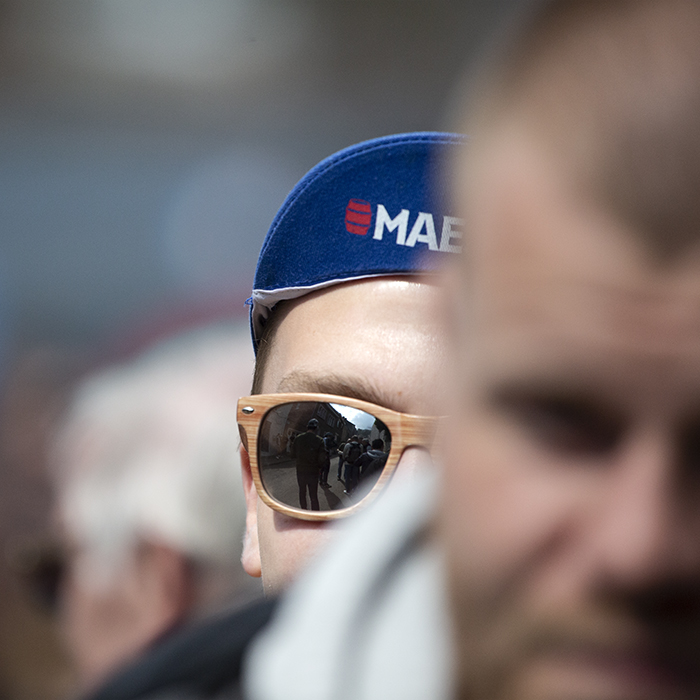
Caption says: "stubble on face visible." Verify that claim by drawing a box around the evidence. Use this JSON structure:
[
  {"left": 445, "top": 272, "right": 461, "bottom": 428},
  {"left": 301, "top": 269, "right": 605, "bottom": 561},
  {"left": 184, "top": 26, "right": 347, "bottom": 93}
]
[{"left": 441, "top": 127, "right": 700, "bottom": 700}]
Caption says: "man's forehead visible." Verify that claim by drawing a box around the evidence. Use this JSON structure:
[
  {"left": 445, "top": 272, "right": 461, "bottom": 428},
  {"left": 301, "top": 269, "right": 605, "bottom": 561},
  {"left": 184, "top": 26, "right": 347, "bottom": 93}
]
[
  {"left": 461, "top": 128, "right": 700, "bottom": 301},
  {"left": 271, "top": 276, "right": 440, "bottom": 335},
  {"left": 471, "top": 230, "right": 700, "bottom": 355},
  {"left": 454, "top": 133, "right": 700, "bottom": 399},
  {"left": 261, "top": 278, "right": 444, "bottom": 413}
]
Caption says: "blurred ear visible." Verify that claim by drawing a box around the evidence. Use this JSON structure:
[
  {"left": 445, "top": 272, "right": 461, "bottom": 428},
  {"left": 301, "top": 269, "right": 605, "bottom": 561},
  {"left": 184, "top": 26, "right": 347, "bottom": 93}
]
[
  {"left": 64, "top": 541, "right": 194, "bottom": 691},
  {"left": 137, "top": 542, "right": 194, "bottom": 629},
  {"left": 240, "top": 444, "right": 262, "bottom": 578}
]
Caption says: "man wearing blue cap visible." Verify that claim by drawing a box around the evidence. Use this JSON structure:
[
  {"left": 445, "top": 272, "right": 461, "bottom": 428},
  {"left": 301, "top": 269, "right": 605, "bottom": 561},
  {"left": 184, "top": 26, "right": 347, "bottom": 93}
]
[
  {"left": 82, "top": 132, "right": 464, "bottom": 700},
  {"left": 245, "top": 2, "right": 700, "bottom": 699},
  {"left": 237, "top": 132, "right": 465, "bottom": 593}
]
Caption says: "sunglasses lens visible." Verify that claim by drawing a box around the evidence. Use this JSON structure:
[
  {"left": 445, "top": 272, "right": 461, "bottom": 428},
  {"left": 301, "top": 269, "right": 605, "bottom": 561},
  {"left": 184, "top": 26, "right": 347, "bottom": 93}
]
[{"left": 258, "top": 401, "right": 392, "bottom": 512}]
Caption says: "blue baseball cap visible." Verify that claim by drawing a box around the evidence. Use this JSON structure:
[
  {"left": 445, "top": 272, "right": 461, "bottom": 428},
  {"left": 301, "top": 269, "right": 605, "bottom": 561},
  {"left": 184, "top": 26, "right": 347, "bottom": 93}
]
[{"left": 249, "top": 132, "right": 465, "bottom": 350}]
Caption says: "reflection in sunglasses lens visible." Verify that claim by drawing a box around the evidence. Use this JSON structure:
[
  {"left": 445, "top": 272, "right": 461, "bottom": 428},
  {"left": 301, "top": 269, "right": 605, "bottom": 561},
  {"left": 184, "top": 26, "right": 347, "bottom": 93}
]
[{"left": 258, "top": 401, "right": 391, "bottom": 512}]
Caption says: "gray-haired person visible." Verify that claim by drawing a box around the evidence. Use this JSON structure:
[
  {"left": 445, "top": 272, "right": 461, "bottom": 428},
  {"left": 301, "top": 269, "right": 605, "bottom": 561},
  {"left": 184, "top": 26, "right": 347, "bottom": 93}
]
[{"left": 51, "top": 324, "right": 260, "bottom": 694}]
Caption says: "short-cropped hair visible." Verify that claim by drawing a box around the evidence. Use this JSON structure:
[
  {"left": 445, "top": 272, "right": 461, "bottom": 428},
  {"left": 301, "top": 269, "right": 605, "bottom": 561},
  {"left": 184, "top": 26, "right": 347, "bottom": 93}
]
[
  {"left": 459, "top": 0, "right": 700, "bottom": 260},
  {"left": 51, "top": 323, "right": 256, "bottom": 602}
]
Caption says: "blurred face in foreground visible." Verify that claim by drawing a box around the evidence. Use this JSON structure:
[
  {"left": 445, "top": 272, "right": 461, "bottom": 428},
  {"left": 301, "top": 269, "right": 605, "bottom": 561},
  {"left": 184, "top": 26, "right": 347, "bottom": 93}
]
[{"left": 442, "top": 129, "right": 700, "bottom": 700}]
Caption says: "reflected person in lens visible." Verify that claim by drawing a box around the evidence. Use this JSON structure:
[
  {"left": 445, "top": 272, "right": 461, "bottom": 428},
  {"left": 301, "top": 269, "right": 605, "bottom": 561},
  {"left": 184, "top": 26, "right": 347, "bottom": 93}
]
[
  {"left": 319, "top": 432, "right": 337, "bottom": 488},
  {"left": 352, "top": 438, "right": 387, "bottom": 495},
  {"left": 240, "top": 133, "right": 464, "bottom": 593},
  {"left": 290, "top": 418, "right": 323, "bottom": 510}
]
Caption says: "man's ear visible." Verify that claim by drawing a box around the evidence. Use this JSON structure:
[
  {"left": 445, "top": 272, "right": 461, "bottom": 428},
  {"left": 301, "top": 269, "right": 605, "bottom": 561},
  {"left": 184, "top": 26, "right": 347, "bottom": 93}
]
[{"left": 240, "top": 443, "right": 262, "bottom": 578}]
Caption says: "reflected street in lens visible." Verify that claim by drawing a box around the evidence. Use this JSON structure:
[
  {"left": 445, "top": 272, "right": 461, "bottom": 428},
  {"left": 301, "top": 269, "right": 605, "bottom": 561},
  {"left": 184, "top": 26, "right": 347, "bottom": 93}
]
[{"left": 258, "top": 401, "right": 391, "bottom": 512}]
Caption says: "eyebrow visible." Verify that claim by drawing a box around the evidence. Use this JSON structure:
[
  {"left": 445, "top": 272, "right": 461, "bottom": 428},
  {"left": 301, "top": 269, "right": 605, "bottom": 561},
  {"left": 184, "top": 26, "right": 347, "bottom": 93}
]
[{"left": 276, "top": 370, "right": 401, "bottom": 411}]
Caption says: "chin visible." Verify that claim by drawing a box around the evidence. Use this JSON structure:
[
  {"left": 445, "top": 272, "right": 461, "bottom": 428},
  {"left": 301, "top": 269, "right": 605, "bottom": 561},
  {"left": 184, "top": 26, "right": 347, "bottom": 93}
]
[{"left": 508, "top": 652, "right": 691, "bottom": 700}]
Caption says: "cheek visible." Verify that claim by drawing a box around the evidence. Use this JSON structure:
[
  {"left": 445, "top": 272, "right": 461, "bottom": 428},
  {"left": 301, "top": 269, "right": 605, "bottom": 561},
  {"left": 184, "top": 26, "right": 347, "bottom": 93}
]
[
  {"left": 60, "top": 572, "right": 109, "bottom": 674},
  {"left": 61, "top": 561, "right": 98, "bottom": 631},
  {"left": 256, "top": 504, "right": 336, "bottom": 593},
  {"left": 440, "top": 410, "right": 587, "bottom": 599}
]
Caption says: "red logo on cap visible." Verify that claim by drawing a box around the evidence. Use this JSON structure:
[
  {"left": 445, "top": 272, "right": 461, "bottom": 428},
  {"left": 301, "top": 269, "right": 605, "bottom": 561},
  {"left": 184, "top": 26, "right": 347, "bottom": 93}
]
[{"left": 345, "top": 199, "right": 372, "bottom": 235}]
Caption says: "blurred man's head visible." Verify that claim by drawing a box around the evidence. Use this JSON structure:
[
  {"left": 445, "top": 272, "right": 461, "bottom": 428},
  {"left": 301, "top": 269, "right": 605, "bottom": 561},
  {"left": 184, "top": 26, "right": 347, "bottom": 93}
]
[
  {"left": 51, "top": 324, "right": 259, "bottom": 691},
  {"left": 239, "top": 133, "right": 464, "bottom": 593},
  {"left": 442, "top": 1, "right": 700, "bottom": 698}
]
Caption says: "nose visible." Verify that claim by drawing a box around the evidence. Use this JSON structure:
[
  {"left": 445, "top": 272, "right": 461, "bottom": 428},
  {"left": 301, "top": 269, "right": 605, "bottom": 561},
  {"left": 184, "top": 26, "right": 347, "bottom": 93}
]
[{"left": 592, "top": 431, "right": 700, "bottom": 589}]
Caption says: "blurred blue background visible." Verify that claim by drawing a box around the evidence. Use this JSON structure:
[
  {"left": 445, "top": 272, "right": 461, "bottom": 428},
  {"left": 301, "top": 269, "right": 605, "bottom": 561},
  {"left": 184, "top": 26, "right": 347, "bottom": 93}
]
[{"left": 0, "top": 0, "right": 510, "bottom": 352}]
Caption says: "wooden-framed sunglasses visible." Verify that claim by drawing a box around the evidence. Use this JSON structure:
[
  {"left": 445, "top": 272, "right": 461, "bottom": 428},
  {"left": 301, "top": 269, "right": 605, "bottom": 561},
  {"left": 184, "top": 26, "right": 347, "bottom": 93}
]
[{"left": 237, "top": 392, "right": 438, "bottom": 522}]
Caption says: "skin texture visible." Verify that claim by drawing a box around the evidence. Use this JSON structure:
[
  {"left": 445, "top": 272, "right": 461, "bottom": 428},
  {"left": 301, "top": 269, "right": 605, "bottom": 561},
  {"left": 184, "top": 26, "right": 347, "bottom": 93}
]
[
  {"left": 241, "top": 277, "right": 444, "bottom": 594},
  {"left": 441, "top": 128, "right": 700, "bottom": 700},
  {"left": 59, "top": 539, "right": 193, "bottom": 692}
]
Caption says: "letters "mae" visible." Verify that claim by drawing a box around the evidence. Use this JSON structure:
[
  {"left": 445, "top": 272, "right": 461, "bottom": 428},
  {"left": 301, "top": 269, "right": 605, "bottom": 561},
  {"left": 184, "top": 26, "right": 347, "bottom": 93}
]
[{"left": 372, "top": 204, "right": 462, "bottom": 254}]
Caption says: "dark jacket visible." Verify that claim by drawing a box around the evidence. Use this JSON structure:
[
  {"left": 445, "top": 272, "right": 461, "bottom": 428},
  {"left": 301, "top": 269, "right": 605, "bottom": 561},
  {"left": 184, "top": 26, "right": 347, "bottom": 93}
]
[
  {"left": 84, "top": 599, "right": 278, "bottom": 700},
  {"left": 291, "top": 431, "right": 324, "bottom": 474},
  {"left": 356, "top": 448, "right": 388, "bottom": 479}
]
